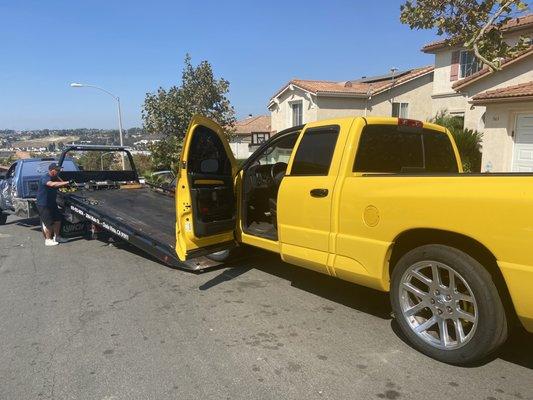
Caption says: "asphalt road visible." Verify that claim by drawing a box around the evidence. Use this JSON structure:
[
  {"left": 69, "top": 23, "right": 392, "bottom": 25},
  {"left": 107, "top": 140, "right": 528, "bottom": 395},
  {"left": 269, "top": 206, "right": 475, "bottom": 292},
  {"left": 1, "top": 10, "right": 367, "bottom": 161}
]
[{"left": 1, "top": 217, "right": 532, "bottom": 400}]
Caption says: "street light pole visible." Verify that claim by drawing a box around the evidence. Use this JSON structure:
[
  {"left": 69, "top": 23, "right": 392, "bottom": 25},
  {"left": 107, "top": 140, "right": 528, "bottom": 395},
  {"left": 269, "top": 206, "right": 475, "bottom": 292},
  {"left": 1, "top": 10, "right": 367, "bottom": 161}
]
[{"left": 70, "top": 82, "right": 125, "bottom": 169}]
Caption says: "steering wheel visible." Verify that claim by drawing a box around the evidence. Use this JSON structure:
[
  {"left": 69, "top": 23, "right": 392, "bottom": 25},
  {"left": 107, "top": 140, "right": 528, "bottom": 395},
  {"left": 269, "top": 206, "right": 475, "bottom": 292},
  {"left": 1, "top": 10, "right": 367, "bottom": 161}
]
[{"left": 270, "top": 162, "right": 288, "bottom": 186}]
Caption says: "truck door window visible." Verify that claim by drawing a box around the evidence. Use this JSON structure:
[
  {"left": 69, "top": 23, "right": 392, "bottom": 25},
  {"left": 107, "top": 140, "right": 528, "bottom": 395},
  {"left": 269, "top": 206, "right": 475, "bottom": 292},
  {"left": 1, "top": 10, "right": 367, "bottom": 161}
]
[
  {"left": 353, "top": 125, "right": 458, "bottom": 173},
  {"left": 255, "top": 134, "right": 298, "bottom": 165},
  {"left": 188, "top": 126, "right": 231, "bottom": 175},
  {"left": 5, "top": 163, "right": 16, "bottom": 179},
  {"left": 290, "top": 126, "right": 340, "bottom": 176}
]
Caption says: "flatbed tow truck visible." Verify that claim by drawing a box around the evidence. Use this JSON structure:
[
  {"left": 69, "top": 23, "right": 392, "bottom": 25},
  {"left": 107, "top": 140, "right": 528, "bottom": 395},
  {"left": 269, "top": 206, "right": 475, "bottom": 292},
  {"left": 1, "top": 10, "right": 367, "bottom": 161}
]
[{"left": 56, "top": 145, "right": 228, "bottom": 271}]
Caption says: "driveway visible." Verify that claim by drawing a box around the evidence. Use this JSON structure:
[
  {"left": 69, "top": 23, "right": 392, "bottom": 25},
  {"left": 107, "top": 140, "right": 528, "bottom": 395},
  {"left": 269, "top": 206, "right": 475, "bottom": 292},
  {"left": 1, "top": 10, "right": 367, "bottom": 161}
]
[{"left": 0, "top": 217, "right": 532, "bottom": 400}]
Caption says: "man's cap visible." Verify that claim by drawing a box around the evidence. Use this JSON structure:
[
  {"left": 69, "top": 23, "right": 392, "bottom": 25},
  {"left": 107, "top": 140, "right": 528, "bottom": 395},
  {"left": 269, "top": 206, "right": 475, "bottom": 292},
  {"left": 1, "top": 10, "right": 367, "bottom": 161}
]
[{"left": 48, "top": 163, "right": 61, "bottom": 171}]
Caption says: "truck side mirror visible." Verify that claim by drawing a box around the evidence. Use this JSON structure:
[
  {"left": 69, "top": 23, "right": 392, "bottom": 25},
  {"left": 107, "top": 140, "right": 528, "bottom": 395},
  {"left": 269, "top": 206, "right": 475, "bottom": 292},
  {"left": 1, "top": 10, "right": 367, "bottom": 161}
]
[{"left": 200, "top": 159, "right": 219, "bottom": 174}]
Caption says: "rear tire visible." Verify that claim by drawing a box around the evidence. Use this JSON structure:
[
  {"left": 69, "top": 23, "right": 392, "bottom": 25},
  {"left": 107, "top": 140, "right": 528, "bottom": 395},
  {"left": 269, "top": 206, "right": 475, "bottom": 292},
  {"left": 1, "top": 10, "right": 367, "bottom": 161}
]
[
  {"left": 0, "top": 212, "right": 7, "bottom": 225},
  {"left": 390, "top": 244, "right": 508, "bottom": 365}
]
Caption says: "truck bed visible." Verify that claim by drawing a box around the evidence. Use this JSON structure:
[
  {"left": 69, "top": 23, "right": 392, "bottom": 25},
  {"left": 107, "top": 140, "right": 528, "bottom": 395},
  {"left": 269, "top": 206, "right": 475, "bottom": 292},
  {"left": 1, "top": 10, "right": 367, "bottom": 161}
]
[
  {"left": 61, "top": 185, "right": 227, "bottom": 270},
  {"left": 76, "top": 187, "right": 176, "bottom": 248}
]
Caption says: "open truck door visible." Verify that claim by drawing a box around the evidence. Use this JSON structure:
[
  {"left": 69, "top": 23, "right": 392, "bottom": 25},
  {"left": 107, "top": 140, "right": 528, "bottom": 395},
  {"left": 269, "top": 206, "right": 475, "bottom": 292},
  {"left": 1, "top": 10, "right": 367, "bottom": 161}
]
[{"left": 175, "top": 115, "right": 238, "bottom": 261}]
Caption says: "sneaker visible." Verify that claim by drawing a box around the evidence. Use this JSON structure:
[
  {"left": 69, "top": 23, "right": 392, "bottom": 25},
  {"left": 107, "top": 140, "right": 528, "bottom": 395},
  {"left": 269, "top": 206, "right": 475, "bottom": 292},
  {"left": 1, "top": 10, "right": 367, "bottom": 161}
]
[
  {"left": 45, "top": 239, "right": 59, "bottom": 247},
  {"left": 54, "top": 236, "right": 67, "bottom": 244}
]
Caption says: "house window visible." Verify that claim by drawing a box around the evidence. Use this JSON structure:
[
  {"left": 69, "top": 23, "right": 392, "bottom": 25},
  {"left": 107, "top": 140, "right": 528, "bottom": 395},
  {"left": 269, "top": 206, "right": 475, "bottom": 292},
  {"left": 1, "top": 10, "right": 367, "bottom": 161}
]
[
  {"left": 252, "top": 132, "right": 270, "bottom": 145},
  {"left": 291, "top": 101, "right": 303, "bottom": 126},
  {"left": 392, "top": 102, "right": 409, "bottom": 118},
  {"left": 460, "top": 51, "right": 482, "bottom": 78}
]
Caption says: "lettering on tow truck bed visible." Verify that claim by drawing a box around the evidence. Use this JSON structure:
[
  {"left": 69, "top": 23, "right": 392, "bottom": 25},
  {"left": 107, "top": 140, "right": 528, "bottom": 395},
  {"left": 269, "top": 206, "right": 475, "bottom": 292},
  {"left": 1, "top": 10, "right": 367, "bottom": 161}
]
[{"left": 70, "top": 205, "right": 129, "bottom": 240}]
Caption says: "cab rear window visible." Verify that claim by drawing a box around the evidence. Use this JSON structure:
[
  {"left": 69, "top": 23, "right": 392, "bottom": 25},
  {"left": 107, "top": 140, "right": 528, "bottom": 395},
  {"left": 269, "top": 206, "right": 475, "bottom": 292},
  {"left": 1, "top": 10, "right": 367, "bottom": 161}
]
[
  {"left": 353, "top": 125, "right": 458, "bottom": 173},
  {"left": 21, "top": 160, "right": 78, "bottom": 176}
]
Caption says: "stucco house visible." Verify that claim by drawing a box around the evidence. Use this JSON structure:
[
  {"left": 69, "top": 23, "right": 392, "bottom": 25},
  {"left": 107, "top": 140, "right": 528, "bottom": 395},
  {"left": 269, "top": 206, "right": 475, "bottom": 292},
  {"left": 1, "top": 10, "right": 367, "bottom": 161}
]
[
  {"left": 268, "top": 66, "right": 434, "bottom": 133},
  {"left": 268, "top": 14, "right": 532, "bottom": 172},
  {"left": 230, "top": 115, "right": 271, "bottom": 159},
  {"left": 422, "top": 14, "right": 533, "bottom": 172}
]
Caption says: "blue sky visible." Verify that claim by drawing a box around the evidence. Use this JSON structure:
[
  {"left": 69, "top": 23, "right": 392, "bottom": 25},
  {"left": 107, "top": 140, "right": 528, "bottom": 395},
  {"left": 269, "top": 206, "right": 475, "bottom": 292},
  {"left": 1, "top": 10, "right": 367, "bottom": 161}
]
[{"left": 0, "top": 0, "right": 439, "bottom": 130}]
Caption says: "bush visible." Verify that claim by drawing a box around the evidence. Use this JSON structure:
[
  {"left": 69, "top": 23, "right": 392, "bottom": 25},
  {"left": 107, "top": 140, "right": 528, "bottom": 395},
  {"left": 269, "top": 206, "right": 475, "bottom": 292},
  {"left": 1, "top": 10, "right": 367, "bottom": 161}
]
[{"left": 431, "top": 111, "right": 483, "bottom": 172}]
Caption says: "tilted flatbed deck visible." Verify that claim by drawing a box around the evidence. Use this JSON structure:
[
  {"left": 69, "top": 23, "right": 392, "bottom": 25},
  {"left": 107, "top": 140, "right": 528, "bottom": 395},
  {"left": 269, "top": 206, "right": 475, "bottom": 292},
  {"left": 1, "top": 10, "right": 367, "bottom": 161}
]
[
  {"left": 60, "top": 186, "right": 225, "bottom": 270},
  {"left": 56, "top": 145, "right": 231, "bottom": 271},
  {"left": 75, "top": 187, "right": 176, "bottom": 249}
]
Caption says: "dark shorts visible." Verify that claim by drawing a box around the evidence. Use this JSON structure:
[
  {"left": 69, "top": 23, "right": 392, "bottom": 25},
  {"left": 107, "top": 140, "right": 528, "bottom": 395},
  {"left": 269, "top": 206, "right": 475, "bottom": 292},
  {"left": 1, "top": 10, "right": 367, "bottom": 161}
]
[{"left": 37, "top": 205, "right": 61, "bottom": 229}]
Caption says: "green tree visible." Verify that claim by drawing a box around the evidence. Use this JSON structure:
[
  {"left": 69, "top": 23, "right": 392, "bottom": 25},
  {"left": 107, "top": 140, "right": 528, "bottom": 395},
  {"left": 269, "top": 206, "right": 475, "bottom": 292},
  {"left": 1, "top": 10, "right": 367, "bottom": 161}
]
[
  {"left": 142, "top": 54, "right": 236, "bottom": 170},
  {"left": 131, "top": 153, "right": 154, "bottom": 176},
  {"left": 431, "top": 111, "right": 483, "bottom": 172},
  {"left": 400, "top": 0, "right": 530, "bottom": 70},
  {"left": 77, "top": 151, "right": 116, "bottom": 171}
]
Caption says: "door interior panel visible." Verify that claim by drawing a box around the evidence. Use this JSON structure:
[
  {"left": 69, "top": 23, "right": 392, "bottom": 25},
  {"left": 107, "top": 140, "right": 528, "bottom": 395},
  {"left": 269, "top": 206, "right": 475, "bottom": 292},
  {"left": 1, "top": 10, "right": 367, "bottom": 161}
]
[
  {"left": 187, "top": 125, "right": 236, "bottom": 238},
  {"left": 189, "top": 173, "right": 235, "bottom": 237}
]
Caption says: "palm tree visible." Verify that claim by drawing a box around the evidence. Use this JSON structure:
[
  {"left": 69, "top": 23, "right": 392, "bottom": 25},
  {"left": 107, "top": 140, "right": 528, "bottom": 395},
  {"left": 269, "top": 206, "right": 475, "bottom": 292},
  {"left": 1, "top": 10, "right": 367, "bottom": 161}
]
[{"left": 431, "top": 111, "right": 483, "bottom": 172}]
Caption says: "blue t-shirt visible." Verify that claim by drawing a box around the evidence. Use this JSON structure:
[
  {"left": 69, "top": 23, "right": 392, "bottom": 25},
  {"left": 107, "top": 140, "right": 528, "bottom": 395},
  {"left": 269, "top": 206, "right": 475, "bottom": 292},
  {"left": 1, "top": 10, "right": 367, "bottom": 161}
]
[{"left": 36, "top": 174, "right": 58, "bottom": 208}]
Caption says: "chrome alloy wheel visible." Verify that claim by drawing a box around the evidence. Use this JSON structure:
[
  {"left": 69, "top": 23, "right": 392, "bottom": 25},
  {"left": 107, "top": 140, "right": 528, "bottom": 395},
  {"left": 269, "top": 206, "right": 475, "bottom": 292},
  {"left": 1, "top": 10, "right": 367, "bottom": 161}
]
[{"left": 399, "top": 261, "right": 479, "bottom": 350}]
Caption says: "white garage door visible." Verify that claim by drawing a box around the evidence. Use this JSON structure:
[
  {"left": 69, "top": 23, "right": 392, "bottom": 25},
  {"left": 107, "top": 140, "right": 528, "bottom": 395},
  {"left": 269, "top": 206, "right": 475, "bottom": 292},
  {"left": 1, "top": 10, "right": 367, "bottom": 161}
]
[{"left": 512, "top": 114, "right": 533, "bottom": 172}]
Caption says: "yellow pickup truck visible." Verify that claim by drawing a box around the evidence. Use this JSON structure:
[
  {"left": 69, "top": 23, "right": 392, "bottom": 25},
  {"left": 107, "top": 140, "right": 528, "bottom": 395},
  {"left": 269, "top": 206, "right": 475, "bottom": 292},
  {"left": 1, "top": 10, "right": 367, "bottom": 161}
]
[{"left": 175, "top": 115, "right": 533, "bottom": 365}]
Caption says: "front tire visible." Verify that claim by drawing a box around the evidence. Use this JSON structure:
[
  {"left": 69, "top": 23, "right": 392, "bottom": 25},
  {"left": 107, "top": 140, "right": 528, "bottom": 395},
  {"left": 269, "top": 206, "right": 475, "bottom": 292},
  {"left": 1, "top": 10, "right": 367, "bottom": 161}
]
[
  {"left": 390, "top": 244, "right": 508, "bottom": 365},
  {"left": 0, "top": 212, "right": 7, "bottom": 225}
]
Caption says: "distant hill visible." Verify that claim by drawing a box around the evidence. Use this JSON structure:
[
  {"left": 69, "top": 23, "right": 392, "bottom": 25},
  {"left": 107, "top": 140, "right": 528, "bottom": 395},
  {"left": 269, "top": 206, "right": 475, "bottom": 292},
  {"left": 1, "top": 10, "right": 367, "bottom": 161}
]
[{"left": 12, "top": 135, "right": 79, "bottom": 148}]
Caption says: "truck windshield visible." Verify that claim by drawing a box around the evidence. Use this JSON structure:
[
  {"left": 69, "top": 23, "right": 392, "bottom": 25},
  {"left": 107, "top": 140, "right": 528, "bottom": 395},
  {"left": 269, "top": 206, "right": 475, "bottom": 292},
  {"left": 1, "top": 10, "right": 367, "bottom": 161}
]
[
  {"left": 21, "top": 160, "right": 78, "bottom": 176},
  {"left": 353, "top": 125, "right": 459, "bottom": 173}
]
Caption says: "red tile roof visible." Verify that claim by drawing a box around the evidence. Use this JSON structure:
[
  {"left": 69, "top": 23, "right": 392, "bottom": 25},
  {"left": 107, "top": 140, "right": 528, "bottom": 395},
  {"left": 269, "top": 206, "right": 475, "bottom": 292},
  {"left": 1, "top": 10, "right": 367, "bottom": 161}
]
[
  {"left": 421, "top": 39, "right": 450, "bottom": 53},
  {"left": 471, "top": 81, "right": 533, "bottom": 103},
  {"left": 421, "top": 13, "right": 533, "bottom": 53},
  {"left": 270, "top": 66, "right": 434, "bottom": 101},
  {"left": 452, "top": 46, "right": 533, "bottom": 90},
  {"left": 234, "top": 115, "right": 271, "bottom": 135}
]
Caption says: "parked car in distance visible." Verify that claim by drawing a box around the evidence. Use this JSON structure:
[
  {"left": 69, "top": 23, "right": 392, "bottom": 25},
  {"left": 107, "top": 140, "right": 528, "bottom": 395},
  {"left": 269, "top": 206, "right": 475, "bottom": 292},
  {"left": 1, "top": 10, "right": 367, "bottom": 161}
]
[
  {"left": 0, "top": 157, "right": 78, "bottom": 224},
  {"left": 174, "top": 114, "right": 533, "bottom": 365}
]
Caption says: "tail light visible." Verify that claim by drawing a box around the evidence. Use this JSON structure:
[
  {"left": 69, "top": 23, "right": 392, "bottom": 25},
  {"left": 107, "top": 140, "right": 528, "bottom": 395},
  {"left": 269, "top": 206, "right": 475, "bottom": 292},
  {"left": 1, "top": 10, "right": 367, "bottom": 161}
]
[
  {"left": 398, "top": 118, "right": 423, "bottom": 128},
  {"left": 398, "top": 118, "right": 423, "bottom": 132}
]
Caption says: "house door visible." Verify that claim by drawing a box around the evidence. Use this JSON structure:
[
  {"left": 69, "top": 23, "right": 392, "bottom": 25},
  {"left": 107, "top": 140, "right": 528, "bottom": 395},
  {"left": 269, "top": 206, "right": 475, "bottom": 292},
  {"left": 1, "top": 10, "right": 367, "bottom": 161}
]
[{"left": 512, "top": 114, "right": 533, "bottom": 172}]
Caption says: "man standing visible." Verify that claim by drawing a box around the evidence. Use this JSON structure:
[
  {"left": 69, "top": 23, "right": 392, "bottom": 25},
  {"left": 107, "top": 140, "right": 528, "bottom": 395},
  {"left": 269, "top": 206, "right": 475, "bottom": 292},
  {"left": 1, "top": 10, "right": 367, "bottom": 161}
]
[{"left": 36, "top": 163, "right": 70, "bottom": 246}]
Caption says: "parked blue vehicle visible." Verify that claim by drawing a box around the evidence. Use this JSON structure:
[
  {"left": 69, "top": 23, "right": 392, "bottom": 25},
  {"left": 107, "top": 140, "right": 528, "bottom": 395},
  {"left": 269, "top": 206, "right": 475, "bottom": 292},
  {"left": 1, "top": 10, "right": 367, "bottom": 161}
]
[{"left": 0, "top": 158, "right": 78, "bottom": 224}]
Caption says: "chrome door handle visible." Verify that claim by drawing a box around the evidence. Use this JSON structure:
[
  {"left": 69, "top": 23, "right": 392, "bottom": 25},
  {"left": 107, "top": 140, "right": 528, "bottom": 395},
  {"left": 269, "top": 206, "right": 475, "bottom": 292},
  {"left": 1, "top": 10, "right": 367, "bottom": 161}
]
[{"left": 310, "top": 188, "right": 328, "bottom": 198}]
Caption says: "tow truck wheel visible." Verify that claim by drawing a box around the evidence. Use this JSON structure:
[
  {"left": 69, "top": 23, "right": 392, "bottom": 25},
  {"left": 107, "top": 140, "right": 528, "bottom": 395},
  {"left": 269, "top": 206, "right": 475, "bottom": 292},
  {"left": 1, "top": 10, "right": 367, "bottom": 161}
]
[
  {"left": 0, "top": 212, "right": 7, "bottom": 225},
  {"left": 390, "top": 244, "right": 508, "bottom": 365}
]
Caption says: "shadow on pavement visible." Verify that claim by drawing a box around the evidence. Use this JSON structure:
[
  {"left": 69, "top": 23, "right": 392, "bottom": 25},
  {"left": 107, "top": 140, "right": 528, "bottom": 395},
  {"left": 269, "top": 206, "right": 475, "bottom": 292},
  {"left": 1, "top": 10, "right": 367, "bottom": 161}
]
[
  {"left": 5, "top": 217, "right": 40, "bottom": 227},
  {"left": 498, "top": 328, "right": 533, "bottom": 369},
  {"left": 199, "top": 266, "right": 253, "bottom": 290},
  {"left": 392, "top": 319, "right": 533, "bottom": 369},
  {"left": 253, "top": 252, "right": 392, "bottom": 320},
  {"left": 200, "top": 248, "right": 392, "bottom": 320}
]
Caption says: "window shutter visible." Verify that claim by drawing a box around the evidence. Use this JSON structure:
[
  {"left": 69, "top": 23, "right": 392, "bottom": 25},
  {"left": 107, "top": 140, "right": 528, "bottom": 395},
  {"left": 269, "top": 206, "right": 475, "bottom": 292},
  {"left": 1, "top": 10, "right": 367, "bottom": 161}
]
[{"left": 450, "top": 50, "right": 460, "bottom": 81}]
